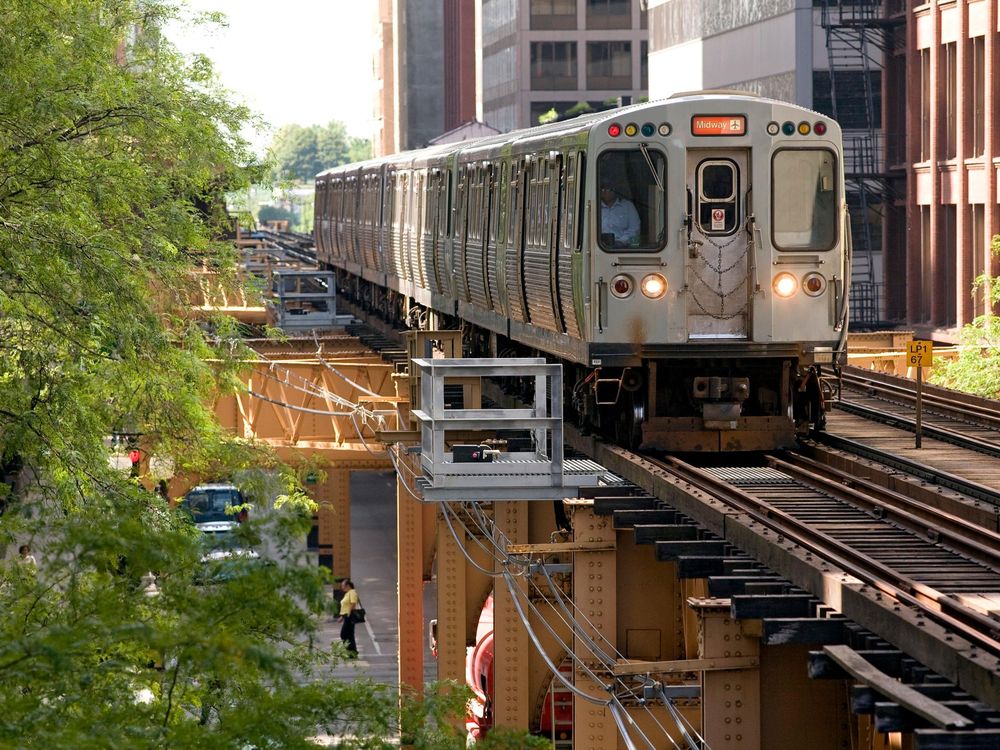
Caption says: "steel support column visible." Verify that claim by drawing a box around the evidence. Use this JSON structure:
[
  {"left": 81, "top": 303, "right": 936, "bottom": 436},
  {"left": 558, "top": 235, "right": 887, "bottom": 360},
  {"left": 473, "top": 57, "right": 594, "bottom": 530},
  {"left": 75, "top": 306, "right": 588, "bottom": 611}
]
[
  {"left": 692, "top": 598, "right": 761, "bottom": 750},
  {"left": 398, "top": 453, "right": 424, "bottom": 697},
  {"left": 493, "top": 500, "right": 529, "bottom": 731},
  {"left": 436, "top": 513, "right": 468, "bottom": 685},
  {"left": 569, "top": 499, "right": 617, "bottom": 750},
  {"left": 311, "top": 468, "right": 351, "bottom": 578}
]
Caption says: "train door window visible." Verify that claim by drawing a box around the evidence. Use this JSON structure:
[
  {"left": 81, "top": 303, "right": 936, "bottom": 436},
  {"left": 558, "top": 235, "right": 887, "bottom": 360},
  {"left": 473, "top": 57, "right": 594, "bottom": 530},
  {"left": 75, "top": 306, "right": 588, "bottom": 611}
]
[
  {"left": 696, "top": 160, "right": 738, "bottom": 236},
  {"left": 497, "top": 162, "right": 508, "bottom": 244},
  {"left": 771, "top": 149, "right": 838, "bottom": 251},
  {"left": 597, "top": 149, "right": 666, "bottom": 251},
  {"left": 560, "top": 152, "right": 576, "bottom": 250}
]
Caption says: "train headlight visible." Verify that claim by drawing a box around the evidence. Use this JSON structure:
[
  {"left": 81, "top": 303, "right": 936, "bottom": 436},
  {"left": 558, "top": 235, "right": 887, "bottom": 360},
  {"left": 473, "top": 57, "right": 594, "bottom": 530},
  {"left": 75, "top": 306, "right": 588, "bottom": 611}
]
[
  {"left": 624, "top": 123, "right": 638, "bottom": 137},
  {"left": 610, "top": 274, "right": 634, "bottom": 298},
  {"left": 802, "top": 272, "right": 827, "bottom": 296},
  {"left": 640, "top": 273, "right": 667, "bottom": 299},
  {"left": 772, "top": 273, "right": 798, "bottom": 298}
]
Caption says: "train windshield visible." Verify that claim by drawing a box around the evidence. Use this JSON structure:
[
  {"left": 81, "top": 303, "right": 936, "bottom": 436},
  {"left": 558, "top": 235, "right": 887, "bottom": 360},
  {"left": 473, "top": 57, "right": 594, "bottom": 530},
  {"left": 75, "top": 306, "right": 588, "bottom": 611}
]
[
  {"left": 771, "top": 149, "right": 838, "bottom": 251},
  {"left": 597, "top": 149, "right": 666, "bottom": 251}
]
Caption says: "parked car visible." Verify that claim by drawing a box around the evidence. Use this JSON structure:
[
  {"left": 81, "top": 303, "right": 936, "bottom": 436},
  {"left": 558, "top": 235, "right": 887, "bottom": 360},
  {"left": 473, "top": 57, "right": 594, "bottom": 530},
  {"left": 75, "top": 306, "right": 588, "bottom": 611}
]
[{"left": 179, "top": 483, "right": 249, "bottom": 535}]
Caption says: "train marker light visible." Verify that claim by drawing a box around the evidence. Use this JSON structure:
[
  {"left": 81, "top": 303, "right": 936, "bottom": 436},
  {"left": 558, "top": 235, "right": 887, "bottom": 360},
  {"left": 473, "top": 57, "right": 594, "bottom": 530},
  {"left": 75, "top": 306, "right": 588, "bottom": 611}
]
[
  {"left": 640, "top": 273, "right": 667, "bottom": 299},
  {"left": 798, "top": 121, "right": 811, "bottom": 135},
  {"left": 781, "top": 121, "right": 795, "bottom": 136},
  {"left": 641, "top": 122, "right": 655, "bottom": 137},
  {"left": 803, "top": 272, "right": 826, "bottom": 296},
  {"left": 658, "top": 123, "right": 671, "bottom": 136},
  {"left": 813, "top": 121, "right": 827, "bottom": 136},
  {"left": 608, "top": 123, "right": 622, "bottom": 137},
  {"left": 624, "top": 123, "right": 638, "bottom": 137},
  {"left": 610, "top": 274, "right": 634, "bottom": 298},
  {"left": 766, "top": 121, "right": 780, "bottom": 136},
  {"left": 773, "top": 273, "right": 798, "bottom": 298}
]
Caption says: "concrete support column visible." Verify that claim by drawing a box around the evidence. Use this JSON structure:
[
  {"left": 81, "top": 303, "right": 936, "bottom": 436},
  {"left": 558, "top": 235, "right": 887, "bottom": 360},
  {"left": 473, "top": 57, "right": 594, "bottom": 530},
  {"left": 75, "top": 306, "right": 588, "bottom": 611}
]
[
  {"left": 570, "top": 500, "right": 617, "bottom": 750},
  {"left": 693, "top": 598, "right": 761, "bottom": 750},
  {"left": 435, "top": 513, "right": 468, "bottom": 685},
  {"left": 493, "top": 501, "right": 529, "bottom": 730},
  {"left": 397, "top": 454, "right": 424, "bottom": 697}
]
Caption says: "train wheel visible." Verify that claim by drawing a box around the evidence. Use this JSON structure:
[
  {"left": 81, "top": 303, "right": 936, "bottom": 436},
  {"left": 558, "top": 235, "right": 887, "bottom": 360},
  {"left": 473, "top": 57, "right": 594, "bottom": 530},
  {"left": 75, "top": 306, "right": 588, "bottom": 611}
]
[{"left": 613, "top": 390, "right": 645, "bottom": 450}]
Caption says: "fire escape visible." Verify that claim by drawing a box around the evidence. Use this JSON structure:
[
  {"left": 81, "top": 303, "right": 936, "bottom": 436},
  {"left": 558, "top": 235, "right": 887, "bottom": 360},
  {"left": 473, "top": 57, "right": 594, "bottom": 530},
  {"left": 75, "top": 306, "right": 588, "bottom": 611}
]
[{"left": 819, "top": 0, "right": 905, "bottom": 328}]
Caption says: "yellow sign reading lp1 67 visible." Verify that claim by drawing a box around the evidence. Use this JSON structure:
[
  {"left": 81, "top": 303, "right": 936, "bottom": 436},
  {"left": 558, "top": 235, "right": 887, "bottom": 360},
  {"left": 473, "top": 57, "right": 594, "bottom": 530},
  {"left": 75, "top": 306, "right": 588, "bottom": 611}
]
[{"left": 907, "top": 340, "right": 934, "bottom": 367}]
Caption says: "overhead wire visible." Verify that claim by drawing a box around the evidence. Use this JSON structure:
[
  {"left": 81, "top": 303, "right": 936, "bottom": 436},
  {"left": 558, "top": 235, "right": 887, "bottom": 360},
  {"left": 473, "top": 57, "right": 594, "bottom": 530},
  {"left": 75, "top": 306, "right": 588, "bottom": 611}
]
[
  {"left": 249, "top": 336, "right": 707, "bottom": 748},
  {"left": 458, "top": 498, "right": 711, "bottom": 750}
]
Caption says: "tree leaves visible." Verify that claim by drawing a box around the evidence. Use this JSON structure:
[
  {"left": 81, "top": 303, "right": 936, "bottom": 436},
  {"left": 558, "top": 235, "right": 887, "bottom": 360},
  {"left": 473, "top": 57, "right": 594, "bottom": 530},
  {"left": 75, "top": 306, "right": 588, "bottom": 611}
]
[{"left": 270, "top": 121, "right": 371, "bottom": 183}]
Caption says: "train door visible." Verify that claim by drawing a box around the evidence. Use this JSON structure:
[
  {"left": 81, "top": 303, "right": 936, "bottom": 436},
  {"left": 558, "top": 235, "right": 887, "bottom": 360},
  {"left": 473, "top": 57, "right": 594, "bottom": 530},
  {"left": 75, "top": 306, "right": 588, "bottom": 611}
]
[
  {"left": 506, "top": 160, "right": 528, "bottom": 323},
  {"left": 685, "top": 150, "right": 751, "bottom": 339},
  {"left": 427, "top": 169, "right": 444, "bottom": 295}
]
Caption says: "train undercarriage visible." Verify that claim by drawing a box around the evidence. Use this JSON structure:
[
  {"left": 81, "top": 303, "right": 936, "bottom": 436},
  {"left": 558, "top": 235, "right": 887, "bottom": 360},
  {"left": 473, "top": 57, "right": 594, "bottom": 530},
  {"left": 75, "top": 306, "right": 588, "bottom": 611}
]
[{"left": 334, "top": 270, "right": 833, "bottom": 453}]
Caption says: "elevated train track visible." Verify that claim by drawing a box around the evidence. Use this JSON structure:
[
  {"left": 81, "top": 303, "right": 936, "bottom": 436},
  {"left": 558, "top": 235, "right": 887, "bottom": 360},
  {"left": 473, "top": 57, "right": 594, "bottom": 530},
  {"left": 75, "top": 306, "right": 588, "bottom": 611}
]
[
  {"left": 838, "top": 366, "right": 1000, "bottom": 456},
  {"left": 266, "top": 224, "right": 1000, "bottom": 743}
]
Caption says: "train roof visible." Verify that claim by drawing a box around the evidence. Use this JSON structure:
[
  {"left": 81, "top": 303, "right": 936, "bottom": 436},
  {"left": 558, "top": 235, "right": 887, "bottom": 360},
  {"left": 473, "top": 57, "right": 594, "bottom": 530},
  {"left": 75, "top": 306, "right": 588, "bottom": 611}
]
[{"left": 315, "top": 92, "right": 835, "bottom": 179}]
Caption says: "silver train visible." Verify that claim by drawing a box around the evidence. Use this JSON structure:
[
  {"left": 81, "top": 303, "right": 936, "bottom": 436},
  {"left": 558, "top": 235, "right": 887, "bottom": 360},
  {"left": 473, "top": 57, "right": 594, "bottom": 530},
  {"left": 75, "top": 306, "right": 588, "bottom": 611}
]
[{"left": 315, "top": 93, "right": 849, "bottom": 451}]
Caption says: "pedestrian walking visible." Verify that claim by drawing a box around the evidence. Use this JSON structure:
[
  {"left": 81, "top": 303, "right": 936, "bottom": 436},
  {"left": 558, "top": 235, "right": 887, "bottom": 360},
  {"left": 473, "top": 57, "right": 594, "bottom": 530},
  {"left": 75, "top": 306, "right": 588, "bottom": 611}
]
[
  {"left": 18, "top": 545, "right": 36, "bottom": 567},
  {"left": 338, "top": 578, "right": 359, "bottom": 658}
]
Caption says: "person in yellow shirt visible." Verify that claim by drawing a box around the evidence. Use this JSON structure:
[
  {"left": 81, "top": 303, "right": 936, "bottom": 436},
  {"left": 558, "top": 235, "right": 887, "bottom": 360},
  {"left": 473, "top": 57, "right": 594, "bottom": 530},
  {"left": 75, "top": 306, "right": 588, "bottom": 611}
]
[{"left": 338, "top": 578, "right": 360, "bottom": 657}]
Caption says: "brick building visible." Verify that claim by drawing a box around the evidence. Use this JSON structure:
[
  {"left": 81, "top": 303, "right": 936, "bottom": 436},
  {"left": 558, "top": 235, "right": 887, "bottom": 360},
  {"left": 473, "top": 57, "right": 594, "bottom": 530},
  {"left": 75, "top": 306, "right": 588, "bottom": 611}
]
[{"left": 894, "top": 0, "right": 999, "bottom": 338}]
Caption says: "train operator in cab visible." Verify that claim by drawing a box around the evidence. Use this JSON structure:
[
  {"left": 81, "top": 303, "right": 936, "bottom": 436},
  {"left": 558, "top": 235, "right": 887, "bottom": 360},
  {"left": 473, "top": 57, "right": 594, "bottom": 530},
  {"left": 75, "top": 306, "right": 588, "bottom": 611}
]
[{"left": 599, "top": 177, "right": 640, "bottom": 248}]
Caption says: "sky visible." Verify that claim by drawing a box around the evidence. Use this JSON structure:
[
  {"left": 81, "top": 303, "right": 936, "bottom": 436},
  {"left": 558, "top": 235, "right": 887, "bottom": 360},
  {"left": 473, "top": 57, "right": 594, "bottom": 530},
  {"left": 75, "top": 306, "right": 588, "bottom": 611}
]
[{"left": 167, "top": 1, "right": 379, "bottom": 155}]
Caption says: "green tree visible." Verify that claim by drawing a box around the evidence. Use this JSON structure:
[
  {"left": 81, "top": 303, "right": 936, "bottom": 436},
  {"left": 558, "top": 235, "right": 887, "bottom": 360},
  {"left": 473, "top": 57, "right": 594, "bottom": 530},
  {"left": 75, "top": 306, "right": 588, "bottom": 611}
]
[
  {"left": 930, "top": 235, "right": 1000, "bottom": 397},
  {"left": 271, "top": 121, "right": 371, "bottom": 183},
  {"left": 0, "top": 2, "right": 543, "bottom": 747}
]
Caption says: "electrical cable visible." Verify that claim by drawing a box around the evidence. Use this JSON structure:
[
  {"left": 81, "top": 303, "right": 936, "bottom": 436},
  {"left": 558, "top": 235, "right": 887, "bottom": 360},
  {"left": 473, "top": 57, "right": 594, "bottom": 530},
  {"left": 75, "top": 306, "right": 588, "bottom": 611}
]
[
  {"left": 500, "top": 569, "right": 611, "bottom": 707},
  {"left": 658, "top": 686, "right": 702, "bottom": 750},
  {"left": 609, "top": 701, "right": 641, "bottom": 750},
  {"left": 464, "top": 500, "right": 708, "bottom": 750},
  {"left": 311, "top": 331, "right": 393, "bottom": 399}
]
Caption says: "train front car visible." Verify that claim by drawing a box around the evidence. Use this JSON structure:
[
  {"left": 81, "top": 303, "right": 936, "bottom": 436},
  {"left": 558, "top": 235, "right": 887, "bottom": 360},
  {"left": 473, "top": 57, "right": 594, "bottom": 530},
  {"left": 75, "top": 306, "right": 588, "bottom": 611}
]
[{"left": 581, "top": 95, "right": 848, "bottom": 452}]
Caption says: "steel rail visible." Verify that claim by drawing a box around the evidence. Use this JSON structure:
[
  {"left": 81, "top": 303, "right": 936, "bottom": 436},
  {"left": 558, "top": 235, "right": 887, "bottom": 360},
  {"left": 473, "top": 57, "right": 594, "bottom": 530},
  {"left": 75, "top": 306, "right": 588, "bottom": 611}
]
[
  {"left": 768, "top": 452, "right": 1000, "bottom": 570},
  {"left": 841, "top": 367, "right": 1000, "bottom": 427},
  {"left": 809, "top": 432, "right": 1000, "bottom": 507},
  {"left": 834, "top": 399, "right": 1000, "bottom": 458},
  {"left": 650, "top": 455, "right": 1000, "bottom": 658}
]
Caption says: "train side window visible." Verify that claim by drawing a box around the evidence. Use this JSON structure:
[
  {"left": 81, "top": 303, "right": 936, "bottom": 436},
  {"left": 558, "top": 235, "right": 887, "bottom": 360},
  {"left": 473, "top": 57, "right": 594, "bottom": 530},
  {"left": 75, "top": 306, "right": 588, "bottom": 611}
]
[
  {"left": 696, "top": 160, "right": 738, "bottom": 236},
  {"left": 597, "top": 149, "right": 666, "bottom": 252},
  {"left": 771, "top": 148, "right": 838, "bottom": 251}
]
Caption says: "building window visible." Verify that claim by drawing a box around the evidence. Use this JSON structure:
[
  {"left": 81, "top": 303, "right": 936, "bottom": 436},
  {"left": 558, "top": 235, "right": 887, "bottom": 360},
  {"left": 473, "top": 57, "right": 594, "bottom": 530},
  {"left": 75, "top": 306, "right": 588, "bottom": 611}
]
[
  {"left": 942, "top": 205, "right": 956, "bottom": 325},
  {"left": 919, "top": 49, "right": 930, "bottom": 162},
  {"left": 587, "top": 41, "right": 631, "bottom": 90},
  {"left": 920, "top": 206, "right": 931, "bottom": 322},
  {"left": 529, "top": 0, "right": 576, "bottom": 30},
  {"left": 531, "top": 42, "right": 578, "bottom": 90},
  {"left": 972, "top": 204, "right": 986, "bottom": 314},
  {"left": 972, "top": 36, "right": 985, "bottom": 158},
  {"left": 640, "top": 40, "right": 648, "bottom": 90},
  {"left": 944, "top": 42, "right": 957, "bottom": 160},
  {"left": 586, "top": 0, "right": 630, "bottom": 30}
]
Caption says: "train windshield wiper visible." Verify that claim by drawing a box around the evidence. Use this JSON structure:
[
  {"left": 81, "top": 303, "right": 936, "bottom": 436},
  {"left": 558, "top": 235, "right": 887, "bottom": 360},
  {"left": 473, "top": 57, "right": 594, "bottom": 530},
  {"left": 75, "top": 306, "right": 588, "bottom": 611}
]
[{"left": 638, "top": 142, "right": 663, "bottom": 193}]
